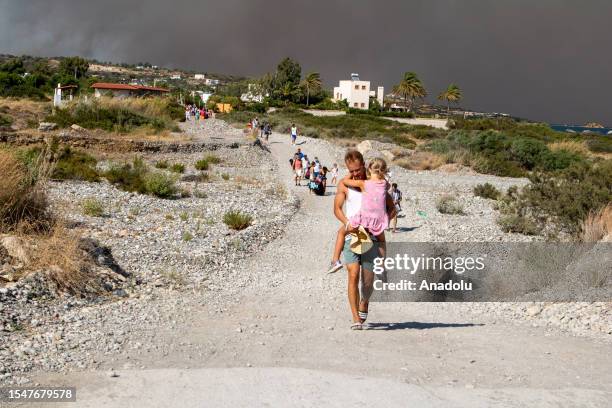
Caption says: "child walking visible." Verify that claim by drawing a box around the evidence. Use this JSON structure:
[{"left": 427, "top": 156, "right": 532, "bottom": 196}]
[
  {"left": 327, "top": 158, "right": 389, "bottom": 273},
  {"left": 330, "top": 163, "right": 339, "bottom": 185}
]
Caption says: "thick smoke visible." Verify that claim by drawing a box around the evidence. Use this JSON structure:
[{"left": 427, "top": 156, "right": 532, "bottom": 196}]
[{"left": 1, "top": 0, "right": 611, "bottom": 125}]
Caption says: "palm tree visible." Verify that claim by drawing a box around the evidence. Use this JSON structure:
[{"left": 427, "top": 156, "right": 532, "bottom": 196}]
[
  {"left": 392, "top": 72, "right": 427, "bottom": 112},
  {"left": 300, "top": 72, "right": 322, "bottom": 106},
  {"left": 437, "top": 84, "right": 462, "bottom": 116},
  {"left": 279, "top": 83, "right": 301, "bottom": 106}
]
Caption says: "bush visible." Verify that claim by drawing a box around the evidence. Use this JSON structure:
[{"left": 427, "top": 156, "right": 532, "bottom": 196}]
[
  {"left": 497, "top": 214, "right": 539, "bottom": 235},
  {"left": 223, "top": 210, "right": 253, "bottom": 230},
  {"left": 0, "top": 112, "right": 13, "bottom": 127},
  {"left": 502, "top": 160, "right": 612, "bottom": 235},
  {"left": 52, "top": 146, "right": 100, "bottom": 182},
  {"left": 143, "top": 172, "right": 178, "bottom": 198},
  {"left": 221, "top": 173, "right": 230, "bottom": 181},
  {"left": 170, "top": 163, "right": 185, "bottom": 173},
  {"left": 195, "top": 159, "right": 209, "bottom": 171},
  {"left": 204, "top": 154, "right": 221, "bottom": 164},
  {"left": 104, "top": 157, "right": 148, "bottom": 194},
  {"left": 474, "top": 183, "right": 501, "bottom": 200},
  {"left": 81, "top": 197, "right": 104, "bottom": 217},
  {"left": 436, "top": 195, "right": 466, "bottom": 215},
  {"left": 0, "top": 150, "right": 50, "bottom": 231},
  {"left": 45, "top": 98, "right": 179, "bottom": 133},
  {"left": 155, "top": 160, "right": 169, "bottom": 169},
  {"left": 510, "top": 138, "right": 547, "bottom": 169}
]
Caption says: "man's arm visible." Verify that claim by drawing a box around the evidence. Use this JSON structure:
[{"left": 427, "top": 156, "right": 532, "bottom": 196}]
[{"left": 334, "top": 182, "right": 349, "bottom": 225}]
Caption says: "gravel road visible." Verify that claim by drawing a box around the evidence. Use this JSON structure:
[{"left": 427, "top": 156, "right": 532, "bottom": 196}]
[{"left": 20, "top": 127, "right": 611, "bottom": 408}]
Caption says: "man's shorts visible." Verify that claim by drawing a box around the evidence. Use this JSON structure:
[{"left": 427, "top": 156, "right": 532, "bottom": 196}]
[
  {"left": 342, "top": 235, "right": 380, "bottom": 272},
  {"left": 295, "top": 169, "right": 303, "bottom": 177}
]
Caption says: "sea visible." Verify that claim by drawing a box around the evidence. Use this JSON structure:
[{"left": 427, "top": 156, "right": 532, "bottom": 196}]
[{"left": 551, "top": 125, "right": 612, "bottom": 136}]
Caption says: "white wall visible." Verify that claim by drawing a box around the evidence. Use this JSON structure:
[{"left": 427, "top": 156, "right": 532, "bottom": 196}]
[{"left": 332, "top": 80, "right": 370, "bottom": 109}]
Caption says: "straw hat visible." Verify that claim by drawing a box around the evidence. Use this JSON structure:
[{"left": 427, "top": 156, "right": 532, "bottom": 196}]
[{"left": 349, "top": 226, "right": 373, "bottom": 255}]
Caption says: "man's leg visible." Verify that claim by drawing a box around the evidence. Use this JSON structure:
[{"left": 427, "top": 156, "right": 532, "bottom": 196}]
[{"left": 347, "top": 263, "right": 362, "bottom": 324}]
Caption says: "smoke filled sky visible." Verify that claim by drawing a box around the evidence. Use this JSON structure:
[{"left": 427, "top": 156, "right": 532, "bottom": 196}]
[{"left": 1, "top": 0, "right": 611, "bottom": 125}]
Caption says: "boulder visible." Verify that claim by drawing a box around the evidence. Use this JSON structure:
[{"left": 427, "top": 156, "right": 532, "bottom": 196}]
[
  {"left": 0, "top": 235, "right": 33, "bottom": 264},
  {"left": 70, "top": 124, "right": 86, "bottom": 132},
  {"left": 38, "top": 122, "right": 57, "bottom": 132},
  {"left": 356, "top": 140, "right": 413, "bottom": 163}
]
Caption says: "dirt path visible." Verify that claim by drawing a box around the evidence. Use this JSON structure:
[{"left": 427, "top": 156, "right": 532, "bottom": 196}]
[{"left": 30, "top": 132, "right": 611, "bottom": 407}]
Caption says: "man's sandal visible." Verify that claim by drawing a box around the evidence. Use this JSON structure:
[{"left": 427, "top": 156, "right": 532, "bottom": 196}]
[
  {"left": 350, "top": 322, "right": 363, "bottom": 330},
  {"left": 358, "top": 311, "right": 368, "bottom": 323}
]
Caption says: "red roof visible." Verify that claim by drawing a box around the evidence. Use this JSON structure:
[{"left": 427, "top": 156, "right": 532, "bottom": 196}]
[{"left": 91, "top": 82, "right": 169, "bottom": 93}]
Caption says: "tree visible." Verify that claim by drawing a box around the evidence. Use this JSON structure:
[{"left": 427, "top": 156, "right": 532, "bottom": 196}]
[
  {"left": 392, "top": 72, "right": 426, "bottom": 112},
  {"left": 274, "top": 57, "right": 301, "bottom": 94},
  {"left": 0, "top": 58, "right": 26, "bottom": 74},
  {"left": 279, "top": 83, "right": 302, "bottom": 106},
  {"left": 300, "top": 72, "right": 322, "bottom": 106},
  {"left": 59, "top": 57, "right": 89, "bottom": 80},
  {"left": 437, "top": 84, "right": 463, "bottom": 116}
]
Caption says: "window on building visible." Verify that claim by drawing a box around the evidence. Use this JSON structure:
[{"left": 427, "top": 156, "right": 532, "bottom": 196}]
[
  {"left": 354, "top": 85, "right": 359, "bottom": 90},
  {"left": 361, "top": 85, "right": 366, "bottom": 90},
  {"left": 361, "top": 103, "right": 365, "bottom": 108},
  {"left": 353, "top": 103, "right": 358, "bottom": 107}
]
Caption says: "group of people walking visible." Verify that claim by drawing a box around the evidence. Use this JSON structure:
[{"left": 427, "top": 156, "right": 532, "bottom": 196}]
[
  {"left": 185, "top": 105, "right": 214, "bottom": 122},
  {"left": 289, "top": 148, "right": 338, "bottom": 197},
  {"left": 248, "top": 117, "right": 272, "bottom": 141}
]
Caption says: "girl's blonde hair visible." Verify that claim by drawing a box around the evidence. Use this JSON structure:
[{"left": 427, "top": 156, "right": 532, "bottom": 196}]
[{"left": 367, "top": 158, "right": 388, "bottom": 178}]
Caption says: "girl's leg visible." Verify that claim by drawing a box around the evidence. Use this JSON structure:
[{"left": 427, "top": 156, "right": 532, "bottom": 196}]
[
  {"left": 332, "top": 226, "right": 347, "bottom": 262},
  {"left": 375, "top": 232, "right": 386, "bottom": 259}
]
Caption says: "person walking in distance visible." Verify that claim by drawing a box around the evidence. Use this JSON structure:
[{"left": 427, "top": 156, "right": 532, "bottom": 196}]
[
  {"left": 389, "top": 183, "right": 402, "bottom": 233},
  {"left": 292, "top": 153, "right": 303, "bottom": 186},
  {"left": 290, "top": 124, "right": 298, "bottom": 145}
]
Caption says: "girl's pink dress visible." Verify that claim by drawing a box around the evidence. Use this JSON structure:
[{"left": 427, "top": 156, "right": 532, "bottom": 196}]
[{"left": 349, "top": 180, "right": 389, "bottom": 236}]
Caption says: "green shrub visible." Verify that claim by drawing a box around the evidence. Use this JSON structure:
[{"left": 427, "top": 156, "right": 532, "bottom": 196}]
[
  {"left": 104, "top": 157, "right": 148, "bottom": 194},
  {"left": 52, "top": 146, "right": 100, "bottom": 182},
  {"left": 502, "top": 160, "right": 612, "bottom": 235},
  {"left": 221, "top": 173, "right": 230, "bottom": 181},
  {"left": 143, "top": 172, "right": 178, "bottom": 198},
  {"left": 195, "top": 159, "right": 209, "bottom": 171},
  {"left": 540, "top": 149, "right": 583, "bottom": 171},
  {"left": 0, "top": 112, "right": 13, "bottom": 127},
  {"left": 155, "top": 160, "right": 169, "bottom": 169},
  {"left": 497, "top": 214, "right": 539, "bottom": 235},
  {"left": 474, "top": 183, "right": 501, "bottom": 200},
  {"left": 81, "top": 197, "right": 104, "bottom": 217},
  {"left": 223, "top": 210, "right": 253, "bottom": 230},
  {"left": 170, "top": 163, "right": 185, "bottom": 173},
  {"left": 182, "top": 231, "right": 193, "bottom": 242},
  {"left": 436, "top": 195, "right": 466, "bottom": 215},
  {"left": 510, "top": 138, "right": 547, "bottom": 169},
  {"left": 204, "top": 154, "right": 222, "bottom": 164}
]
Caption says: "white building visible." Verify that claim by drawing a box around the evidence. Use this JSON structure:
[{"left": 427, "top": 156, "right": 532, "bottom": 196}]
[
  {"left": 205, "top": 78, "right": 220, "bottom": 86},
  {"left": 332, "top": 73, "right": 383, "bottom": 110},
  {"left": 194, "top": 74, "right": 206, "bottom": 80},
  {"left": 240, "top": 83, "right": 267, "bottom": 103}
]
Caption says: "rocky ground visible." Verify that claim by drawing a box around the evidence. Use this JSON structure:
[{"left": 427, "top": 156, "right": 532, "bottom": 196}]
[
  {"left": 0, "top": 119, "right": 610, "bottom": 407},
  {"left": 0, "top": 124, "right": 298, "bottom": 385}
]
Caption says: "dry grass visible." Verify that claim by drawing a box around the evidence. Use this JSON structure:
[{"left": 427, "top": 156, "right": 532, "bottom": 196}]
[
  {"left": 0, "top": 150, "right": 51, "bottom": 232},
  {"left": 32, "top": 222, "right": 96, "bottom": 295},
  {"left": 395, "top": 152, "right": 446, "bottom": 171},
  {"left": 549, "top": 140, "right": 590, "bottom": 156},
  {"left": 0, "top": 97, "right": 50, "bottom": 130},
  {"left": 580, "top": 203, "right": 612, "bottom": 242}
]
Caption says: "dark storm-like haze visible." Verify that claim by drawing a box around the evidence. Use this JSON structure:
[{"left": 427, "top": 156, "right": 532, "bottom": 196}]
[{"left": 1, "top": 0, "right": 611, "bottom": 125}]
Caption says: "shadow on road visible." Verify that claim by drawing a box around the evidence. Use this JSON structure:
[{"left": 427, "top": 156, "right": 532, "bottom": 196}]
[
  {"left": 366, "top": 321, "right": 484, "bottom": 330},
  {"left": 390, "top": 226, "right": 421, "bottom": 233}
]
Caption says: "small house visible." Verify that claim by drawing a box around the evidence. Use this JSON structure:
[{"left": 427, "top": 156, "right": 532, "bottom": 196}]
[{"left": 91, "top": 83, "right": 170, "bottom": 98}]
